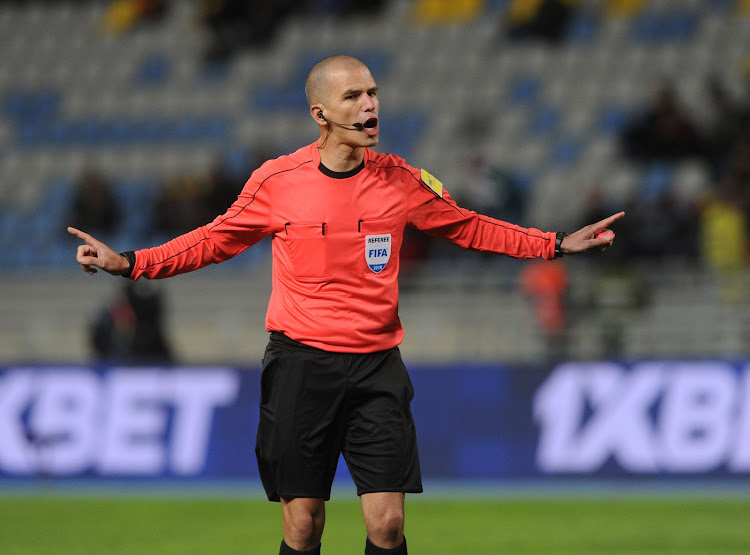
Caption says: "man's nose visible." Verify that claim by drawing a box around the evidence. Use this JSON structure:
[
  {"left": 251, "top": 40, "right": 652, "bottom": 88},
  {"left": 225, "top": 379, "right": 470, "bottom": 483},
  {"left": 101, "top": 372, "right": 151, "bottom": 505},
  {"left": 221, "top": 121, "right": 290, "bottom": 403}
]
[{"left": 361, "top": 96, "right": 376, "bottom": 112}]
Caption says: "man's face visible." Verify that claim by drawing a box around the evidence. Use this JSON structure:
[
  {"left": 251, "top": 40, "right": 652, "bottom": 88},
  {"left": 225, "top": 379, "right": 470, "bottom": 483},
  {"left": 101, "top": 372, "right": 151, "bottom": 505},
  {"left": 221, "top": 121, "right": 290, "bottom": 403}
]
[{"left": 324, "top": 64, "right": 380, "bottom": 146}]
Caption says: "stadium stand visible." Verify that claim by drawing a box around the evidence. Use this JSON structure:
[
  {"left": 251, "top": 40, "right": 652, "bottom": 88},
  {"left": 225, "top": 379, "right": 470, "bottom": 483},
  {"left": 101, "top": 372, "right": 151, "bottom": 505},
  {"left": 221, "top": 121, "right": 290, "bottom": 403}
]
[{"left": 0, "top": 0, "right": 749, "bottom": 364}]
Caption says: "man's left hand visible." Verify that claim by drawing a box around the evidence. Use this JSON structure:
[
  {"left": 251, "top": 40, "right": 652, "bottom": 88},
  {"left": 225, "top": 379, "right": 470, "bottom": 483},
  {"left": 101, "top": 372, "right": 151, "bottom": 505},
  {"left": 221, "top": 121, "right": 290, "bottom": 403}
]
[{"left": 560, "top": 211, "right": 625, "bottom": 255}]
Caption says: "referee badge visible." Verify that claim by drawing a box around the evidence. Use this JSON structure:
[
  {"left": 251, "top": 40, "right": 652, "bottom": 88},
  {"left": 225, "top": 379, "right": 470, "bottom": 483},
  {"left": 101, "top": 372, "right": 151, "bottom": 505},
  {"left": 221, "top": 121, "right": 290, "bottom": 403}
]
[
  {"left": 421, "top": 168, "right": 443, "bottom": 198},
  {"left": 365, "top": 234, "right": 391, "bottom": 274}
]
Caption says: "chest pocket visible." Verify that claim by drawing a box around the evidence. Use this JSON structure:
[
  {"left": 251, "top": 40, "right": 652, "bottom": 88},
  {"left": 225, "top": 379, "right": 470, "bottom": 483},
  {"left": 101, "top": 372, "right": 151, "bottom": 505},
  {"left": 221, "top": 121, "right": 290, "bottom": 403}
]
[
  {"left": 359, "top": 217, "right": 400, "bottom": 277},
  {"left": 284, "top": 223, "right": 330, "bottom": 282}
]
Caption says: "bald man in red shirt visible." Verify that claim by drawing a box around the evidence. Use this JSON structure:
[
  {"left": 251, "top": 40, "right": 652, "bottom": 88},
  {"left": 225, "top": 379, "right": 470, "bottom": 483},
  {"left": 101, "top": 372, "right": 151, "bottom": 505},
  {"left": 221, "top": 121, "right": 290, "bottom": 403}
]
[{"left": 70, "top": 55, "right": 622, "bottom": 555}]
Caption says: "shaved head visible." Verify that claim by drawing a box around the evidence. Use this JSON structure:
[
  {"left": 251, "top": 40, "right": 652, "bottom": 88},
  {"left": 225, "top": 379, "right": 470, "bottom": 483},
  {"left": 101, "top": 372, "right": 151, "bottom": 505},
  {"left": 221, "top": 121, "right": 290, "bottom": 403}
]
[{"left": 305, "top": 55, "right": 369, "bottom": 107}]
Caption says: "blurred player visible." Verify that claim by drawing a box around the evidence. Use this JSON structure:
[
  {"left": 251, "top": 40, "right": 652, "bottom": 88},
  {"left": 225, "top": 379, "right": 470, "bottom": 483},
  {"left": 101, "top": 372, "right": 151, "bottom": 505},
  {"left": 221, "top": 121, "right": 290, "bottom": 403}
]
[{"left": 69, "top": 55, "right": 622, "bottom": 555}]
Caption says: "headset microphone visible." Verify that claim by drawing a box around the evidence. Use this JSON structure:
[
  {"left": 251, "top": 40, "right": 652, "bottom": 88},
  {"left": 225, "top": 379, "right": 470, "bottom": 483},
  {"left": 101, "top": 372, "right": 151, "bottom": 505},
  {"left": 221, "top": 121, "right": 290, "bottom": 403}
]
[{"left": 318, "top": 112, "right": 365, "bottom": 131}]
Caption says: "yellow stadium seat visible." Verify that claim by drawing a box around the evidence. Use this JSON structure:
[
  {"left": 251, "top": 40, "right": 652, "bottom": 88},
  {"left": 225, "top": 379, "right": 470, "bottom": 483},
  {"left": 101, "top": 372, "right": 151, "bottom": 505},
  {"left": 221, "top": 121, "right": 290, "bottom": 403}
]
[
  {"left": 605, "top": 0, "right": 646, "bottom": 19},
  {"left": 101, "top": 0, "right": 140, "bottom": 33},
  {"left": 507, "top": 0, "right": 544, "bottom": 25},
  {"left": 412, "top": 0, "right": 486, "bottom": 24}
]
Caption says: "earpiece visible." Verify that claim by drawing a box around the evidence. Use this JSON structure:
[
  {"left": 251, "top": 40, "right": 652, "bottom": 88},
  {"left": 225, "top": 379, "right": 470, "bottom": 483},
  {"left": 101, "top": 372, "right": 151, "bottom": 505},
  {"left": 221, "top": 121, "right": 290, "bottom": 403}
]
[{"left": 318, "top": 111, "right": 326, "bottom": 120}]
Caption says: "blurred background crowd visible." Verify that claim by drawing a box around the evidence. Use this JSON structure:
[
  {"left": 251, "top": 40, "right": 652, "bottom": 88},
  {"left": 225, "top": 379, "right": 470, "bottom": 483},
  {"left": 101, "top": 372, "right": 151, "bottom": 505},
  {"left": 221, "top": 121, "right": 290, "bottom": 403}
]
[{"left": 0, "top": 0, "right": 749, "bottom": 366}]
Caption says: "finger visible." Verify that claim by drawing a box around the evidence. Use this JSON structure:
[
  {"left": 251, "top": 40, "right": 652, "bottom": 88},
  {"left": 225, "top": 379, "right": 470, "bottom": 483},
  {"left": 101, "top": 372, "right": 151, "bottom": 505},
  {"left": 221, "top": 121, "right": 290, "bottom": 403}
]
[
  {"left": 77, "top": 244, "right": 97, "bottom": 259},
  {"left": 592, "top": 211, "right": 625, "bottom": 232},
  {"left": 67, "top": 226, "right": 99, "bottom": 247},
  {"left": 81, "top": 264, "right": 97, "bottom": 275},
  {"left": 76, "top": 246, "right": 101, "bottom": 268},
  {"left": 591, "top": 234, "right": 615, "bottom": 250},
  {"left": 77, "top": 255, "right": 101, "bottom": 268}
]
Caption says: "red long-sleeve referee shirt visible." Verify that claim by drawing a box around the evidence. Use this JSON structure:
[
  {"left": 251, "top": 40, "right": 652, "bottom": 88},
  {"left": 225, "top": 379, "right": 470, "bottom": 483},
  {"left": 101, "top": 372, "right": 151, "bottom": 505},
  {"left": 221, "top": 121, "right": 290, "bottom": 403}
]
[{"left": 130, "top": 142, "right": 556, "bottom": 352}]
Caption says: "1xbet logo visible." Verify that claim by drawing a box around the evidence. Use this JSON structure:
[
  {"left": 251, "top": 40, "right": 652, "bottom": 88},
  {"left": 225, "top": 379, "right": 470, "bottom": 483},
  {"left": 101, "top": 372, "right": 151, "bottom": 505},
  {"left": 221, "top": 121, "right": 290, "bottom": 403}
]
[
  {"left": 0, "top": 368, "right": 239, "bottom": 476},
  {"left": 534, "top": 362, "right": 750, "bottom": 473}
]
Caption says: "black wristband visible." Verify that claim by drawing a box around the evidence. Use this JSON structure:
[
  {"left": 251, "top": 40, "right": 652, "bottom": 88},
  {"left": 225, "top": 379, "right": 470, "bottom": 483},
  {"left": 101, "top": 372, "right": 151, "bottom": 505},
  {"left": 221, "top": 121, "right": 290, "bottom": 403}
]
[
  {"left": 554, "top": 232, "right": 567, "bottom": 258},
  {"left": 120, "top": 251, "right": 135, "bottom": 278}
]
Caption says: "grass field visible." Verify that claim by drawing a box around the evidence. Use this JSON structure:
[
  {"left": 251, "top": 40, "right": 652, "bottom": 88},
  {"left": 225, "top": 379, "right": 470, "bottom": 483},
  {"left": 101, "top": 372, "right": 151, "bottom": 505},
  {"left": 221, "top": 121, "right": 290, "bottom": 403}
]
[{"left": 1, "top": 494, "right": 749, "bottom": 554}]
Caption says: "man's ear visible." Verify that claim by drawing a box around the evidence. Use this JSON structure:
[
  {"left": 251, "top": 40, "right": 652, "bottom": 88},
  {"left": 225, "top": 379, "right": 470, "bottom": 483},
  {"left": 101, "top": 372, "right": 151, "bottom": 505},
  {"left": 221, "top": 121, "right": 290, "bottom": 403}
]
[{"left": 311, "top": 105, "right": 327, "bottom": 125}]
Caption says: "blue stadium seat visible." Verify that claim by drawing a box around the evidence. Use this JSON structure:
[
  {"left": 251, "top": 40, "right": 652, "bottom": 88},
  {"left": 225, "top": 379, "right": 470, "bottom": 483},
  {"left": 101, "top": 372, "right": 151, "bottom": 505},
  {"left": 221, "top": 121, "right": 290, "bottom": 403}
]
[
  {"left": 40, "top": 178, "right": 74, "bottom": 216},
  {"left": 566, "top": 14, "right": 599, "bottom": 43},
  {"left": 529, "top": 107, "right": 561, "bottom": 135},
  {"left": 17, "top": 121, "right": 44, "bottom": 146},
  {"left": 3, "top": 88, "right": 61, "bottom": 125},
  {"left": 631, "top": 12, "right": 697, "bottom": 43},
  {"left": 253, "top": 86, "right": 280, "bottom": 111},
  {"left": 596, "top": 105, "right": 632, "bottom": 134},
  {"left": 111, "top": 117, "right": 138, "bottom": 144},
  {"left": 640, "top": 163, "right": 674, "bottom": 200},
  {"left": 49, "top": 241, "right": 72, "bottom": 269},
  {"left": 222, "top": 147, "right": 254, "bottom": 179},
  {"left": 0, "top": 212, "right": 22, "bottom": 248},
  {"left": 201, "top": 116, "right": 232, "bottom": 141},
  {"left": 78, "top": 119, "right": 108, "bottom": 146},
  {"left": 379, "top": 112, "right": 426, "bottom": 158},
  {"left": 550, "top": 137, "right": 582, "bottom": 167},
  {"left": 507, "top": 75, "right": 540, "bottom": 105},
  {"left": 198, "top": 60, "right": 230, "bottom": 84},
  {"left": 50, "top": 121, "right": 85, "bottom": 145},
  {"left": 141, "top": 119, "right": 170, "bottom": 142},
  {"left": 135, "top": 53, "right": 171, "bottom": 85}
]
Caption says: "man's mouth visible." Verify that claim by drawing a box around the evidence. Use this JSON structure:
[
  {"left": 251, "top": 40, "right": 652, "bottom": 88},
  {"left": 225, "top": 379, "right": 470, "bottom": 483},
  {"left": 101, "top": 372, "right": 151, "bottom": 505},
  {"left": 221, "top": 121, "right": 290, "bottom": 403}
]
[{"left": 362, "top": 117, "right": 378, "bottom": 136}]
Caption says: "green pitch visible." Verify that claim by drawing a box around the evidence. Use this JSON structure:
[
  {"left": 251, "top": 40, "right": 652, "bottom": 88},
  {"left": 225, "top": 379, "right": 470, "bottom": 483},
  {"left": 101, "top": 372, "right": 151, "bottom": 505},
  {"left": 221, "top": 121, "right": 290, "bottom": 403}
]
[{"left": 1, "top": 495, "right": 749, "bottom": 553}]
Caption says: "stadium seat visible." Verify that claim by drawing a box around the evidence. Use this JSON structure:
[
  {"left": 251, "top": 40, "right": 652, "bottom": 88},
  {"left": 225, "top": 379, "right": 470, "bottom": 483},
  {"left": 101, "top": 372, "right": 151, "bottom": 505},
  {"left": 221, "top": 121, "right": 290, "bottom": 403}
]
[
  {"left": 596, "top": 104, "right": 632, "bottom": 134},
  {"left": 529, "top": 106, "right": 561, "bottom": 135},
  {"left": 604, "top": 0, "right": 646, "bottom": 19},
  {"left": 135, "top": 53, "right": 171, "bottom": 85},
  {"left": 565, "top": 13, "right": 600, "bottom": 43},
  {"left": 507, "top": 75, "right": 541, "bottom": 105},
  {"left": 640, "top": 162, "right": 674, "bottom": 200},
  {"left": 550, "top": 137, "right": 583, "bottom": 166}
]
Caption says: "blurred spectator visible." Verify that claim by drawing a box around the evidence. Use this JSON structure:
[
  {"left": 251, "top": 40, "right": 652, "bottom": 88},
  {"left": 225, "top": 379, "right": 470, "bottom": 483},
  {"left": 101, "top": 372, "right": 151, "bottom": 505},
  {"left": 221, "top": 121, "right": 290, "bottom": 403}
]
[
  {"left": 69, "top": 167, "right": 121, "bottom": 237},
  {"left": 503, "top": 0, "right": 578, "bottom": 44},
  {"left": 706, "top": 75, "right": 750, "bottom": 179},
  {"left": 520, "top": 259, "right": 569, "bottom": 362},
  {"left": 399, "top": 226, "right": 433, "bottom": 281},
  {"left": 91, "top": 281, "right": 174, "bottom": 364},
  {"left": 198, "top": 0, "right": 298, "bottom": 61},
  {"left": 459, "top": 154, "right": 527, "bottom": 222},
  {"left": 624, "top": 187, "right": 699, "bottom": 260},
  {"left": 205, "top": 147, "right": 263, "bottom": 216},
  {"left": 699, "top": 173, "right": 749, "bottom": 301},
  {"left": 621, "top": 82, "right": 708, "bottom": 163},
  {"left": 313, "top": 0, "right": 388, "bottom": 18},
  {"left": 102, "top": 0, "right": 166, "bottom": 34},
  {"left": 152, "top": 174, "right": 216, "bottom": 236},
  {"left": 151, "top": 148, "right": 261, "bottom": 237},
  {"left": 197, "top": 1, "right": 388, "bottom": 61}
]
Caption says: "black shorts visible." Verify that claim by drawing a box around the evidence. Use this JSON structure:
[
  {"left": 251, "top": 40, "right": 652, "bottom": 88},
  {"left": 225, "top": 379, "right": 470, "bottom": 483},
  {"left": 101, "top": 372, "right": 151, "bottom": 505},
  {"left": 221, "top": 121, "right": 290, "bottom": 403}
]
[{"left": 255, "top": 332, "right": 423, "bottom": 502}]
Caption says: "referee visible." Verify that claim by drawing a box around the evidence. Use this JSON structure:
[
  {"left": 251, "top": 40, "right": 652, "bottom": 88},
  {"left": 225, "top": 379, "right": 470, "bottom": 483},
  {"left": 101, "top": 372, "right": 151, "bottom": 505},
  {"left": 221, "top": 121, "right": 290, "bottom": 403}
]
[{"left": 69, "top": 55, "right": 623, "bottom": 555}]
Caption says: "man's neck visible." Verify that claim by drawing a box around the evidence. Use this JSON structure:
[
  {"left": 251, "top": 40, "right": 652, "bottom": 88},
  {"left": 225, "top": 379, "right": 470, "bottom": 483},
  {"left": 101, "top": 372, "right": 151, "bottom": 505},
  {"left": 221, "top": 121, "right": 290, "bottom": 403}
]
[{"left": 318, "top": 141, "right": 365, "bottom": 173}]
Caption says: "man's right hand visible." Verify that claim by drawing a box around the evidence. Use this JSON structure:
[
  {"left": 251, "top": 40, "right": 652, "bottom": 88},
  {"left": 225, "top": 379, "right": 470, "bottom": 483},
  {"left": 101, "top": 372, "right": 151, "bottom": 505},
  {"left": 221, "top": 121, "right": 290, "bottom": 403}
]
[{"left": 67, "top": 227, "right": 131, "bottom": 276}]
